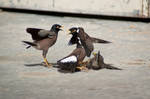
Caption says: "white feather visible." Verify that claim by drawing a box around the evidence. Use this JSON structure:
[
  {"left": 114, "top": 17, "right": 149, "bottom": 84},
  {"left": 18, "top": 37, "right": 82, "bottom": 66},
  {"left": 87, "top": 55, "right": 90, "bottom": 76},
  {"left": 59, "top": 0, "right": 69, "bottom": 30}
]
[
  {"left": 77, "top": 28, "right": 79, "bottom": 33},
  {"left": 60, "top": 56, "right": 77, "bottom": 63}
]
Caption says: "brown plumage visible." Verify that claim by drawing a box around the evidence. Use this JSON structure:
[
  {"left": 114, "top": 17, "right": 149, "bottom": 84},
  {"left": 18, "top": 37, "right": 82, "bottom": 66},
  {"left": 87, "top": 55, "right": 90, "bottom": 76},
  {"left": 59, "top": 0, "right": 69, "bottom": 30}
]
[
  {"left": 22, "top": 24, "right": 63, "bottom": 67},
  {"left": 86, "top": 51, "right": 122, "bottom": 70},
  {"left": 68, "top": 27, "right": 111, "bottom": 57},
  {"left": 57, "top": 36, "right": 86, "bottom": 72}
]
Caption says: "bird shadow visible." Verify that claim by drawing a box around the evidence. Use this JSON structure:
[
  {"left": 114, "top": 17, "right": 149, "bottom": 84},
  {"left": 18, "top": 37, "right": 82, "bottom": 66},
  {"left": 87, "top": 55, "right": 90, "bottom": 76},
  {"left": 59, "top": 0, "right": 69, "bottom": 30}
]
[
  {"left": 57, "top": 68, "right": 81, "bottom": 74},
  {"left": 24, "top": 62, "right": 81, "bottom": 73},
  {"left": 24, "top": 62, "right": 59, "bottom": 68}
]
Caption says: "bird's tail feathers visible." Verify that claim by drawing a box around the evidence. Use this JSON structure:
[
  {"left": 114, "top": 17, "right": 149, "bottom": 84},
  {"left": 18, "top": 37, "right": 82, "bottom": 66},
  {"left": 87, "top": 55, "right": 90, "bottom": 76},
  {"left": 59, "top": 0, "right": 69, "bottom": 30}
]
[
  {"left": 26, "top": 46, "right": 31, "bottom": 49},
  {"left": 22, "top": 41, "right": 37, "bottom": 49},
  {"left": 92, "top": 37, "right": 111, "bottom": 44},
  {"left": 104, "top": 64, "right": 122, "bottom": 70},
  {"left": 26, "top": 28, "right": 41, "bottom": 34}
]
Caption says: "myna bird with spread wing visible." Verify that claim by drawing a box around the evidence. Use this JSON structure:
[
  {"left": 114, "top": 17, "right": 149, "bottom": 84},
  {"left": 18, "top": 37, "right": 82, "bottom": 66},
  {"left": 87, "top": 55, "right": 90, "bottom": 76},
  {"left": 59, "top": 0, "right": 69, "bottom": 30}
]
[{"left": 22, "top": 24, "right": 63, "bottom": 67}]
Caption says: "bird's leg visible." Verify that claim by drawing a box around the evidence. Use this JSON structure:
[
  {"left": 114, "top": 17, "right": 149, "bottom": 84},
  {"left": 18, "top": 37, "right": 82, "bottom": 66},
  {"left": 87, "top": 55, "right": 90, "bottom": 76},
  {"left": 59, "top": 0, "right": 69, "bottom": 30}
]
[
  {"left": 43, "top": 57, "right": 50, "bottom": 66},
  {"left": 76, "top": 65, "right": 88, "bottom": 72},
  {"left": 42, "top": 50, "right": 52, "bottom": 68}
]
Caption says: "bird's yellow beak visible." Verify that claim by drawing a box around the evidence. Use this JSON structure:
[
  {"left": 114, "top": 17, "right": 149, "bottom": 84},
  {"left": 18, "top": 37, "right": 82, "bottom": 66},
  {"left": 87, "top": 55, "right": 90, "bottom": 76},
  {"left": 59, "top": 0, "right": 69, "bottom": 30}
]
[
  {"left": 67, "top": 30, "right": 72, "bottom": 35},
  {"left": 60, "top": 26, "right": 64, "bottom": 31},
  {"left": 92, "top": 52, "right": 97, "bottom": 56}
]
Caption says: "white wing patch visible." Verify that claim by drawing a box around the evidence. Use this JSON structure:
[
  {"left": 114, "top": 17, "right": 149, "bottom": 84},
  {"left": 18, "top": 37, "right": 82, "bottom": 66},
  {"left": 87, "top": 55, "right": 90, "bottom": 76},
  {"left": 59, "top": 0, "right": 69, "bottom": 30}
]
[{"left": 60, "top": 56, "right": 77, "bottom": 63}]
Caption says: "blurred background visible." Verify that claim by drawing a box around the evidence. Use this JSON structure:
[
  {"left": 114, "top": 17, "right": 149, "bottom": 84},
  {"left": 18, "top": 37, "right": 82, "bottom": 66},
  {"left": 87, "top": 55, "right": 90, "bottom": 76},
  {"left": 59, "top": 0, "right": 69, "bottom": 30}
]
[{"left": 0, "top": 0, "right": 150, "bottom": 18}]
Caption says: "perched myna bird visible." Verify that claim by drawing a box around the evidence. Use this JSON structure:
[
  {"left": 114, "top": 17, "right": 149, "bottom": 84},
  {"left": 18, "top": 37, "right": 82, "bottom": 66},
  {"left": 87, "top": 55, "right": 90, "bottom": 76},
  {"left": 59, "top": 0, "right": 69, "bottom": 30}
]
[
  {"left": 87, "top": 51, "right": 122, "bottom": 70},
  {"left": 68, "top": 27, "right": 111, "bottom": 57},
  {"left": 57, "top": 35, "right": 87, "bottom": 72},
  {"left": 22, "top": 24, "right": 63, "bottom": 67}
]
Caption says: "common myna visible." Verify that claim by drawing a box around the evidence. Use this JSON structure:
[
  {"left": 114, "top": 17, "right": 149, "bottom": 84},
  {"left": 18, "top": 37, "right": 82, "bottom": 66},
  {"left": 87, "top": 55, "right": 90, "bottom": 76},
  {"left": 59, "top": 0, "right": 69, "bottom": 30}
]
[
  {"left": 68, "top": 27, "right": 111, "bottom": 57},
  {"left": 57, "top": 35, "right": 87, "bottom": 72},
  {"left": 22, "top": 24, "right": 63, "bottom": 67},
  {"left": 87, "top": 51, "right": 122, "bottom": 70}
]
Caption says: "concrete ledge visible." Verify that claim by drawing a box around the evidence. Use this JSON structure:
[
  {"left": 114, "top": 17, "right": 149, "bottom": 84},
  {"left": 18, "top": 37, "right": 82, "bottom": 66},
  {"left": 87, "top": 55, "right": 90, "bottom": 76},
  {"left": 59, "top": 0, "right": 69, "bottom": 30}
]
[
  {"left": 0, "top": 7, "right": 150, "bottom": 23},
  {"left": 0, "top": 0, "right": 149, "bottom": 18}
]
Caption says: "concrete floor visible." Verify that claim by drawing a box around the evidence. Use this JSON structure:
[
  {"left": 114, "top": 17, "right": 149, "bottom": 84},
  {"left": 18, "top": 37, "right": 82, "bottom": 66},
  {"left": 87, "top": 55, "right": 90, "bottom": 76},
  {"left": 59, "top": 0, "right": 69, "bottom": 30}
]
[{"left": 0, "top": 11, "right": 150, "bottom": 99}]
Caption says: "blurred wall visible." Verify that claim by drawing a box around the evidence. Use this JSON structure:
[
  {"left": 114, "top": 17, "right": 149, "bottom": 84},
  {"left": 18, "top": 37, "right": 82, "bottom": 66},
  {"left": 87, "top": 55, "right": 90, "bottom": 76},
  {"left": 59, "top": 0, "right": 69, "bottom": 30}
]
[{"left": 0, "top": 0, "right": 149, "bottom": 18}]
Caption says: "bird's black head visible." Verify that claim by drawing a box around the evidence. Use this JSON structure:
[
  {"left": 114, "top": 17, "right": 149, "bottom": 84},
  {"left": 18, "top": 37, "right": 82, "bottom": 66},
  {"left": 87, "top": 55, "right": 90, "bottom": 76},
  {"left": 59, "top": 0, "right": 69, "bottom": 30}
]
[
  {"left": 68, "top": 27, "right": 85, "bottom": 35},
  {"left": 68, "top": 27, "right": 79, "bottom": 46},
  {"left": 51, "top": 24, "right": 63, "bottom": 33},
  {"left": 68, "top": 27, "right": 79, "bottom": 35},
  {"left": 67, "top": 27, "right": 82, "bottom": 48}
]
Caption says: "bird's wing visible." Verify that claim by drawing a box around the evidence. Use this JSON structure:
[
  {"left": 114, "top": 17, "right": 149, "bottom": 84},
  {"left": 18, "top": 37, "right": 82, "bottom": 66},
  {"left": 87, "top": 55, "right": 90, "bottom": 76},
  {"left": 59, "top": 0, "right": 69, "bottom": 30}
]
[
  {"left": 69, "top": 48, "right": 82, "bottom": 56},
  {"left": 38, "top": 30, "right": 51, "bottom": 37},
  {"left": 39, "top": 30, "right": 56, "bottom": 39},
  {"left": 81, "top": 40, "right": 94, "bottom": 57},
  {"left": 59, "top": 55, "right": 77, "bottom": 63},
  {"left": 78, "top": 32, "right": 94, "bottom": 57},
  {"left": 91, "top": 37, "right": 111, "bottom": 43},
  {"left": 61, "top": 48, "right": 82, "bottom": 61},
  {"left": 26, "top": 28, "right": 54, "bottom": 41},
  {"left": 26, "top": 28, "right": 42, "bottom": 34},
  {"left": 77, "top": 29, "right": 94, "bottom": 57},
  {"left": 72, "top": 48, "right": 86, "bottom": 62}
]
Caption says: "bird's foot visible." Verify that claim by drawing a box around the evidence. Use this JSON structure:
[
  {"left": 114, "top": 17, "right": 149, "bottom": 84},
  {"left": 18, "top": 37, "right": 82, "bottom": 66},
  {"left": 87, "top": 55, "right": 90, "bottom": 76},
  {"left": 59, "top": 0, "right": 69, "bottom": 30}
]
[
  {"left": 76, "top": 65, "right": 89, "bottom": 72},
  {"left": 41, "top": 62, "right": 52, "bottom": 68},
  {"left": 43, "top": 58, "right": 52, "bottom": 68}
]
